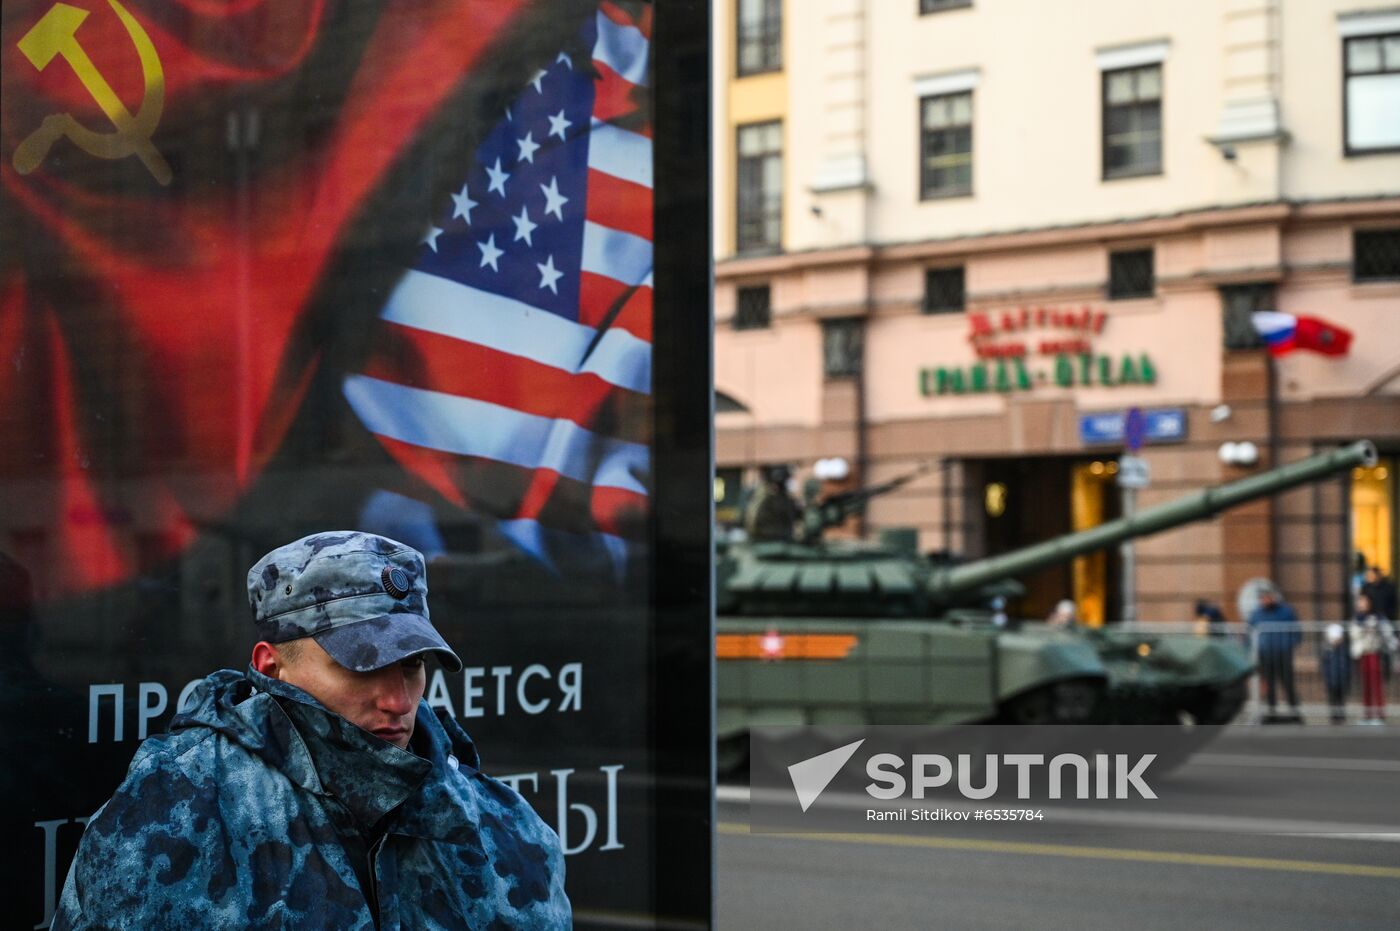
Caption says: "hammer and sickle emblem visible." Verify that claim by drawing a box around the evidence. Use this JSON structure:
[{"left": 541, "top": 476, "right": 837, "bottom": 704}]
[{"left": 12, "top": 0, "right": 171, "bottom": 185}]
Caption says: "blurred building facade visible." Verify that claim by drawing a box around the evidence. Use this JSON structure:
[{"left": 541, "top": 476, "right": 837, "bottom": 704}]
[{"left": 713, "top": 0, "right": 1400, "bottom": 623}]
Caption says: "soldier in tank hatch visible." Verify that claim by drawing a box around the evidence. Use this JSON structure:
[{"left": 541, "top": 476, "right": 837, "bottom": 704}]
[{"left": 54, "top": 532, "right": 571, "bottom": 930}]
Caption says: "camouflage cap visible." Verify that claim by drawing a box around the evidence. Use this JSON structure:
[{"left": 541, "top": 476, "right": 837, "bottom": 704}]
[{"left": 247, "top": 532, "right": 462, "bottom": 673}]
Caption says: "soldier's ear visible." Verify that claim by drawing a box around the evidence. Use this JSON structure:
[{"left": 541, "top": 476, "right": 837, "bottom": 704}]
[{"left": 252, "top": 641, "right": 282, "bottom": 679}]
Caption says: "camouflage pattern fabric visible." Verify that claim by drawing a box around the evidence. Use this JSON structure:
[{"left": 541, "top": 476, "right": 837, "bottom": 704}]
[
  {"left": 247, "top": 531, "right": 463, "bottom": 673},
  {"left": 54, "top": 668, "right": 570, "bottom": 929}
]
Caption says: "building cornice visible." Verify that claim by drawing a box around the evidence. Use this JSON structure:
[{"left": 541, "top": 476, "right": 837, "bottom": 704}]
[{"left": 714, "top": 197, "right": 1400, "bottom": 279}]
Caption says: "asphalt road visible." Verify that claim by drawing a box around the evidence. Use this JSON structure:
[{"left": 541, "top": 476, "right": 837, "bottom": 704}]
[{"left": 717, "top": 728, "right": 1400, "bottom": 930}]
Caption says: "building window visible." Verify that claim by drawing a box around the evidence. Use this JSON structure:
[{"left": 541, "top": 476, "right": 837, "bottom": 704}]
[
  {"left": 1108, "top": 249, "right": 1154, "bottom": 300},
  {"left": 822, "top": 319, "right": 863, "bottom": 378},
  {"left": 1354, "top": 229, "right": 1400, "bottom": 282},
  {"left": 920, "top": 92, "right": 973, "bottom": 199},
  {"left": 1220, "top": 283, "right": 1275, "bottom": 351},
  {"left": 737, "top": 0, "right": 782, "bottom": 77},
  {"left": 923, "top": 266, "right": 965, "bottom": 314},
  {"left": 920, "top": 0, "right": 972, "bottom": 13},
  {"left": 734, "top": 284, "right": 772, "bottom": 329},
  {"left": 1102, "top": 64, "right": 1162, "bottom": 179},
  {"left": 1344, "top": 33, "right": 1400, "bottom": 154},
  {"left": 737, "top": 121, "right": 782, "bottom": 252}
]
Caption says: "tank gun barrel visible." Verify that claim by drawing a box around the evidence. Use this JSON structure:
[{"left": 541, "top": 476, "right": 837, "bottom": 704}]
[{"left": 929, "top": 440, "right": 1377, "bottom": 604}]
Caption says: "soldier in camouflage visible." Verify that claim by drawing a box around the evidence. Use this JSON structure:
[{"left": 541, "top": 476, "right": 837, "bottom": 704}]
[{"left": 54, "top": 532, "right": 571, "bottom": 929}]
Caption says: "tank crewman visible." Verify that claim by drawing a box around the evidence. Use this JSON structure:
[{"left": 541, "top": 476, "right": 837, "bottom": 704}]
[
  {"left": 745, "top": 466, "right": 800, "bottom": 542},
  {"left": 55, "top": 532, "right": 571, "bottom": 930}
]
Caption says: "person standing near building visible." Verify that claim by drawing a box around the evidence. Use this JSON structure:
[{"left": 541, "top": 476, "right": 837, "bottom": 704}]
[
  {"left": 1248, "top": 583, "right": 1302, "bottom": 722},
  {"left": 1350, "top": 592, "right": 1397, "bottom": 725},
  {"left": 1361, "top": 565, "right": 1398, "bottom": 622},
  {"left": 1320, "top": 623, "right": 1352, "bottom": 725}
]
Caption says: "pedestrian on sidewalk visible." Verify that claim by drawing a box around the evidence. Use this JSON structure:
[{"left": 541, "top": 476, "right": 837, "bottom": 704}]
[
  {"left": 1248, "top": 582, "right": 1302, "bottom": 722},
  {"left": 1350, "top": 592, "right": 1397, "bottom": 724},
  {"left": 1319, "top": 623, "right": 1352, "bottom": 724}
]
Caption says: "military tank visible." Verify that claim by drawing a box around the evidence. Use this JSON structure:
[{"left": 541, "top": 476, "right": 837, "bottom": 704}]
[{"left": 717, "top": 440, "right": 1377, "bottom": 771}]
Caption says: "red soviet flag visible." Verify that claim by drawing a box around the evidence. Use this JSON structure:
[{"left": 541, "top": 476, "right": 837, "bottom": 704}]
[{"left": 1289, "top": 315, "right": 1353, "bottom": 357}]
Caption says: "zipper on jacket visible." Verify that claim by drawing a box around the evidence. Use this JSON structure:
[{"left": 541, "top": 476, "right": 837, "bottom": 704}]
[{"left": 366, "top": 834, "right": 387, "bottom": 929}]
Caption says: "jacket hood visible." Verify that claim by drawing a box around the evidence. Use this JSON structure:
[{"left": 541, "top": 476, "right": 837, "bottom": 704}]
[{"left": 168, "top": 668, "right": 487, "bottom": 842}]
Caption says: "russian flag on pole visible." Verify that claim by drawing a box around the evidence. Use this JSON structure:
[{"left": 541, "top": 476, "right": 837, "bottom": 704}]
[{"left": 1251, "top": 312, "right": 1353, "bottom": 358}]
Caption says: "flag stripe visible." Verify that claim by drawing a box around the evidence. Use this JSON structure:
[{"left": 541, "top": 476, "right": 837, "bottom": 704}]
[
  {"left": 585, "top": 169, "right": 653, "bottom": 239},
  {"left": 345, "top": 375, "right": 650, "bottom": 496},
  {"left": 579, "top": 272, "right": 652, "bottom": 340},
  {"left": 378, "top": 269, "right": 651, "bottom": 391},
  {"left": 363, "top": 321, "right": 651, "bottom": 443},
  {"left": 600, "top": 1, "right": 652, "bottom": 40},
  {"left": 582, "top": 221, "right": 652, "bottom": 288},
  {"left": 375, "top": 437, "right": 648, "bottom": 540},
  {"left": 587, "top": 122, "right": 653, "bottom": 188},
  {"left": 592, "top": 62, "right": 652, "bottom": 136},
  {"left": 593, "top": 9, "right": 650, "bottom": 87}
]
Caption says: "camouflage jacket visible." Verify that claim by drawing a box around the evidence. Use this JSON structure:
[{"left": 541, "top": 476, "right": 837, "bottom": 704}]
[{"left": 55, "top": 668, "right": 571, "bottom": 929}]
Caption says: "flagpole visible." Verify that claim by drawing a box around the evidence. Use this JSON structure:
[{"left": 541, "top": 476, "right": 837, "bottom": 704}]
[{"left": 1267, "top": 351, "right": 1281, "bottom": 584}]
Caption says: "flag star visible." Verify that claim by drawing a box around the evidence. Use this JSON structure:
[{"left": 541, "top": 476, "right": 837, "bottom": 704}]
[
  {"left": 477, "top": 233, "right": 503, "bottom": 271},
  {"left": 450, "top": 183, "right": 478, "bottom": 224},
  {"left": 537, "top": 254, "right": 563, "bottom": 294},
  {"left": 422, "top": 224, "right": 443, "bottom": 252},
  {"left": 504, "top": 105, "right": 513, "bottom": 122},
  {"left": 530, "top": 68, "right": 547, "bottom": 93},
  {"left": 516, "top": 131, "right": 540, "bottom": 164},
  {"left": 547, "top": 109, "right": 572, "bottom": 141},
  {"left": 557, "top": 50, "right": 573, "bottom": 69},
  {"left": 512, "top": 206, "right": 538, "bottom": 246},
  {"left": 485, "top": 158, "right": 510, "bottom": 197},
  {"left": 540, "top": 176, "right": 569, "bottom": 220}
]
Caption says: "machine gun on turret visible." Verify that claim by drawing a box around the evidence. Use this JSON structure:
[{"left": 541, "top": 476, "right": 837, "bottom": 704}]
[{"left": 798, "top": 461, "right": 936, "bottom": 543}]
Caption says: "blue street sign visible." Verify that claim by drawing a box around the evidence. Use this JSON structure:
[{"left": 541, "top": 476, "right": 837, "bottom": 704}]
[
  {"left": 1124, "top": 407, "right": 1146, "bottom": 452},
  {"left": 1079, "top": 407, "right": 1188, "bottom": 446}
]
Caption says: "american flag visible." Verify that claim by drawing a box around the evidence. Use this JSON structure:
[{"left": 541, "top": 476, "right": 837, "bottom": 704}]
[{"left": 344, "top": 2, "right": 653, "bottom": 574}]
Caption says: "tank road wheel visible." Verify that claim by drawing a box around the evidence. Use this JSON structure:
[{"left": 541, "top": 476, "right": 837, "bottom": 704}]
[{"left": 998, "top": 679, "right": 1103, "bottom": 725}]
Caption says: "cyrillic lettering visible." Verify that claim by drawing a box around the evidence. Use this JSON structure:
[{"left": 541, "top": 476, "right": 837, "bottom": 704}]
[
  {"left": 462, "top": 667, "right": 485, "bottom": 718},
  {"left": 557, "top": 663, "right": 582, "bottom": 712},
  {"left": 490, "top": 666, "right": 513, "bottom": 717},
  {"left": 553, "top": 768, "right": 597, "bottom": 855},
  {"left": 426, "top": 669, "right": 456, "bottom": 717},
  {"left": 137, "top": 682, "right": 168, "bottom": 740},
  {"left": 33, "top": 819, "right": 66, "bottom": 929},
  {"left": 516, "top": 665, "right": 550, "bottom": 715},
  {"left": 88, "top": 684, "right": 124, "bottom": 743},
  {"left": 598, "top": 764, "right": 624, "bottom": 851}
]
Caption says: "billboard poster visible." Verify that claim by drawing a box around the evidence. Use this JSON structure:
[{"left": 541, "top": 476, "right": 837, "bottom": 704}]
[{"left": 0, "top": 0, "right": 712, "bottom": 926}]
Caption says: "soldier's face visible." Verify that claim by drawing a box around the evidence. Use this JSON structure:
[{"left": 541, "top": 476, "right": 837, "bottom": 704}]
[{"left": 276, "top": 638, "right": 428, "bottom": 749}]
